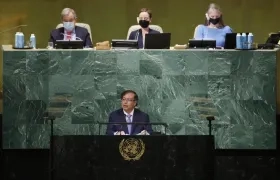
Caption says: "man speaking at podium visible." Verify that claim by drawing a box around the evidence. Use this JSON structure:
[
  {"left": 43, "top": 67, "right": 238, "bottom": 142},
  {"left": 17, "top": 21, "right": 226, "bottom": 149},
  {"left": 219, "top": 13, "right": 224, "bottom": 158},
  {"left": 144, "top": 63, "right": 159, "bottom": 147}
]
[{"left": 106, "top": 90, "right": 153, "bottom": 135}]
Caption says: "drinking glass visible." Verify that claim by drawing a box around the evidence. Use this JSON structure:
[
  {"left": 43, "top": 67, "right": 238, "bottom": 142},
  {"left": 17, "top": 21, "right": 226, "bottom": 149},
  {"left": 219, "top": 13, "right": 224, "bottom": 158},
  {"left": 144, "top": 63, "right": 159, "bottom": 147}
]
[{"left": 47, "top": 42, "right": 54, "bottom": 49}]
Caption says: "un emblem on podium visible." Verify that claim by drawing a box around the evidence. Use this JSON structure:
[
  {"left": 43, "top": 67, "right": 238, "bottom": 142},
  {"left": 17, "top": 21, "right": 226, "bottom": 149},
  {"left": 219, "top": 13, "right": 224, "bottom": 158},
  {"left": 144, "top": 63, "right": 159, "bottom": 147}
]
[{"left": 119, "top": 138, "right": 145, "bottom": 161}]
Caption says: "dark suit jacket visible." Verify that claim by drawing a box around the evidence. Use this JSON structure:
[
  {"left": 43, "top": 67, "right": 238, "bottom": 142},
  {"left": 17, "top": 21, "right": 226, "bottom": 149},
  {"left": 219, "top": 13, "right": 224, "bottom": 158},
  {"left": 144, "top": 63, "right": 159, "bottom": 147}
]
[
  {"left": 128, "top": 28, "right": 160, "bottom": 48},
  {"left": 106, "top": 108, "right": 153, "bottom": 135},
  {"left": 49, "top": 26, "right": 93, "bottom": 47}
]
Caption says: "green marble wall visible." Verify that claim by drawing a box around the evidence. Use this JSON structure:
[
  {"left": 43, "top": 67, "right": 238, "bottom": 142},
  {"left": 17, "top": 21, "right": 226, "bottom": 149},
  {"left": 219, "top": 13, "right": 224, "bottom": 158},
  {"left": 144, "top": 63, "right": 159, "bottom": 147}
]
[
  {"left": 1, "top": 0, "right": 280, "bottom": 112},
  {"left": 2, "top": 49, "right": 278, "bottom": 149}
]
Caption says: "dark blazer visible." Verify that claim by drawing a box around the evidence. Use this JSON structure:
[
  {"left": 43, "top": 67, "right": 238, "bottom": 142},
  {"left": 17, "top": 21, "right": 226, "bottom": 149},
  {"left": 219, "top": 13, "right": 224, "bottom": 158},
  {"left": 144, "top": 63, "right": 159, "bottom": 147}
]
[
  {"left": 128, "top": 28, "right": 160, "bottom": 48},
  {"left": 49, "top": 26, "right": 93, "bottom": 47},
  {"left": 106, "top": 108, "right": 153, "bottom": 135}
]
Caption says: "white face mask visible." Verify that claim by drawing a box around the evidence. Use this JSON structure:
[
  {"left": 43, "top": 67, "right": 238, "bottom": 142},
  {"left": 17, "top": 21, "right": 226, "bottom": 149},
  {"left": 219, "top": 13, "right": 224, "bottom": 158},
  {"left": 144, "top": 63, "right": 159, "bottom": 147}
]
[{"left": 63, "top": 22, "right": 75, "bottom": 32}]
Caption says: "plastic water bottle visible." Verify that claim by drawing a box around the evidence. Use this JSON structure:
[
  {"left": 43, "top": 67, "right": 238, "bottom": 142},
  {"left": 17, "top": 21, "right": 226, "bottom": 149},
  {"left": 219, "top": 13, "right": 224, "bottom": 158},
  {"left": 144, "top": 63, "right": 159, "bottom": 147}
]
[
  {"left": 30, "top": 34, "right": 36, "bottom": 49},
  {"left": 236, "top": 33, "right": 242, "bottom": 49},
  {"left": 21, "top": 32, "right": 25, "bottom": 48},
  {"left": 241, "top": 33, "right": 247, "bottom": 49},
  {"left": 14, "top": 32, "right": 20, "bottom": 48},
  {"left": 18, "top": 32, "right": 24, "bottom": 48},
  {"left": 247, "top": 33, "right": 254, "bottom": 49}
]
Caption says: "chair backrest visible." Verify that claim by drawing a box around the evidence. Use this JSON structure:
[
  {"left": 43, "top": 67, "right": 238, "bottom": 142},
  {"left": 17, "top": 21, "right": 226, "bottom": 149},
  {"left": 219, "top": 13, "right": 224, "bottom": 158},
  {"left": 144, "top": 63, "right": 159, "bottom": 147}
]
[
  {"left": 56, "top": 23, "right": 92, "bottom": 42},
  {"left": 126, "top": 25, "right": 163, "bottom": 39},
  {"left": 193, "top": 26, "right": 199, "bottom": 38}
]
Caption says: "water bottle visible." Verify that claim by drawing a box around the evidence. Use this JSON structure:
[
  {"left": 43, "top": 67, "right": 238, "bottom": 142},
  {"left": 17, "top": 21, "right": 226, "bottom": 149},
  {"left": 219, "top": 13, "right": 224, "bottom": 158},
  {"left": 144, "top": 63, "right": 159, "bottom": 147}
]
[
  {"left": 18, "top": 32, "right": 24, "bottom": 48},
  {"left": 241, "top": 33, "right": 247, "bottom": 49},
  {"left": 14, "top": 32, "right": 20, "bottom": 48},
  {"left": 247, "top": 33, "right": 254, "bottom": 49},
  {"left": 30, "top": 34, "right": 36, "bottom": 49},
  {"left": 22, "top": 33, "right": 25, "bottom": 48},
  {"left": 236, "top": 33, "right": 242, "bottom": 49}
]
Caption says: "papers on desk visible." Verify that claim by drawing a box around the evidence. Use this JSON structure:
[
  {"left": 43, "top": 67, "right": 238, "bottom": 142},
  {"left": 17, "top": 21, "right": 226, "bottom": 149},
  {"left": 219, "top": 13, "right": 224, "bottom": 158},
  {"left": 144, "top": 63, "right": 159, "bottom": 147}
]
[
  {"left": 114, "top": 130, "right": 150, "bottom": 135},
  {"left": 136, "top": 130, "right": 150, "bottom": 135}
]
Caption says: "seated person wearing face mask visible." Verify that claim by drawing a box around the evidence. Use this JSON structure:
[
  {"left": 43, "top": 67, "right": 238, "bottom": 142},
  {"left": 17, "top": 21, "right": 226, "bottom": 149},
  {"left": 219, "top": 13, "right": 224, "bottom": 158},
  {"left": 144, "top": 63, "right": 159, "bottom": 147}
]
[
  {"left": 49, "top": 8, "right": 93, "bottom": 48},
  {"left": 193, "top": 3, "right": 233, "bottom": 48},
  {"left": 128, "top": 8, "right": 160, "bottom": 49}
]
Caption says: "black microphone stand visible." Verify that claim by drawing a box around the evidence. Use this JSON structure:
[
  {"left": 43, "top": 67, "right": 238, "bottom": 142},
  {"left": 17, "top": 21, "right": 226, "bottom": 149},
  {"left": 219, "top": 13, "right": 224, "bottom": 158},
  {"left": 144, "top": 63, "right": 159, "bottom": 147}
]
[
  {"left": 49, "top": 115, "right": 56, "bottom": 180},
  {"left": 44, "top": 113, "right": 56, "bottom": 180},
  {"left": 206, "top": 116, "right": 215, "bottom": 136}
]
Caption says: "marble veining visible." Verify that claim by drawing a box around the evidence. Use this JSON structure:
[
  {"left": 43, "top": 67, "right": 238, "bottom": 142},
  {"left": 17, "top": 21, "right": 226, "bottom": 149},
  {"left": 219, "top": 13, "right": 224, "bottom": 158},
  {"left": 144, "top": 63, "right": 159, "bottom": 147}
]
[{"left": 2, "top": 47, "right": 278, "bottom": 149}]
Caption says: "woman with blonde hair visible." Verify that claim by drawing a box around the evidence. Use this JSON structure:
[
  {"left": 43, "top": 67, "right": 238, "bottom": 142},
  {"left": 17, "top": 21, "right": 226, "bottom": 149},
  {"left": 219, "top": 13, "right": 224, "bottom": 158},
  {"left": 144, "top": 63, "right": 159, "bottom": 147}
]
[{"left": 193, "top": 3, "right": 233, "bottom": 47}]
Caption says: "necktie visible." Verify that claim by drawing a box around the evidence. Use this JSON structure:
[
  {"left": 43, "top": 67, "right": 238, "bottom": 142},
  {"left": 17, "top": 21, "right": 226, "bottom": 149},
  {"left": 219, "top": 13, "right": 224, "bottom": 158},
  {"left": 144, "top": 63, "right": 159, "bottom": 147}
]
[
  {"left": 66, "top": 32, "right": 71, "bottom": 40},
  {"left": 126, "top": 114, "right": 132, "bottom": 135}
]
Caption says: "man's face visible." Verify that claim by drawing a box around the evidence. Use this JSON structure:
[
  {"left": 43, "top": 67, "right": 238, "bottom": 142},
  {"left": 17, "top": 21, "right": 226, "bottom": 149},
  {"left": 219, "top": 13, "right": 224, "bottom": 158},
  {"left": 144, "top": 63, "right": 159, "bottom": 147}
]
[
  {"left": 121, "top": 92, "right": 137, "bottom": 113},
  {"left": 62, "top": 12, "right": 76, "bottom": 23},
  {"left": 62, "top": 12, "right": 76, "bottom": 32}
]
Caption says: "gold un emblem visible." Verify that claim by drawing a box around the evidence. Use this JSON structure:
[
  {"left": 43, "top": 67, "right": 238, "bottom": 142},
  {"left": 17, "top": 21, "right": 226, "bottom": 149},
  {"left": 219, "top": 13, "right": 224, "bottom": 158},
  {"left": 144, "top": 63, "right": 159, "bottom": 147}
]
[{"left": 119, "top": 138, "right": 145, "bottom": 161}]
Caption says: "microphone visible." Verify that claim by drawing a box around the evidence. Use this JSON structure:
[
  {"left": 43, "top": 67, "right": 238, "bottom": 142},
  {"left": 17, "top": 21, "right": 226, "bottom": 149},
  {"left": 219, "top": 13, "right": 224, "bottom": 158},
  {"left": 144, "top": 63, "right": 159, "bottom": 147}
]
[
  {"left": 0, "top": 25, "right": 28, "bottom": 34},
  {"left": 60, "top": 32, "right": 82, "bottom": 40}
]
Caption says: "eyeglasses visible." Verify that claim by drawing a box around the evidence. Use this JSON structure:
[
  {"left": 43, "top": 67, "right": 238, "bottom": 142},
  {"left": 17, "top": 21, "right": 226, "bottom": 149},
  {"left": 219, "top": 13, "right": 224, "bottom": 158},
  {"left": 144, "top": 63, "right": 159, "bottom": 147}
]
[
  {"left": 121, "top": 98, "right": 135, "bottom": 102},
  {"left": 63, "top": 20, "right": 75, "bottom": 22},
  {"left": 138, "top": 17, "right": 150, "bottom": 21}
]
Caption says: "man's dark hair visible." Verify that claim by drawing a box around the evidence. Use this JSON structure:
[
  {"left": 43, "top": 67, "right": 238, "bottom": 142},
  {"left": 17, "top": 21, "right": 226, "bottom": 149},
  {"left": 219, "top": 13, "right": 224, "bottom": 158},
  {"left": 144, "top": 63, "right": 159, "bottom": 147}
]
[{"left": 121, "top": 90, "right": 138, "bottom": 101}]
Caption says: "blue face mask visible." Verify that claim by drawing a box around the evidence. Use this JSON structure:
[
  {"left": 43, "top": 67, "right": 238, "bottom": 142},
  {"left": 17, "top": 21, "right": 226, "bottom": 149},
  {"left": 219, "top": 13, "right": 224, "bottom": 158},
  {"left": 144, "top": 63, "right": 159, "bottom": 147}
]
[{"left": 63, "top": 22, "right": 75, "bottom": 32}]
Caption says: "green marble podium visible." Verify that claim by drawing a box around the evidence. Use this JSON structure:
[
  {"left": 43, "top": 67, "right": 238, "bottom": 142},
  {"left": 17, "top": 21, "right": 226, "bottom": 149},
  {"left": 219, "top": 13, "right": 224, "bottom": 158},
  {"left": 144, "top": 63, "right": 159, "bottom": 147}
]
[{"left": 2, "top": 45, "right": 279, "bottom": 149}]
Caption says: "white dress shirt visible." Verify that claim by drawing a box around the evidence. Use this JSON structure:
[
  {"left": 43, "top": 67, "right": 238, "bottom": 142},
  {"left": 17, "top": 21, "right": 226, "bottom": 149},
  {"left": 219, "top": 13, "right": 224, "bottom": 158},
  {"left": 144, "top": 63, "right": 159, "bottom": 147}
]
[
  {"left": 114, "top": 109, "right": 134, "bottom": 135},
  {"left": 123, "top": 109, "right": 134, "bottom": 123}
]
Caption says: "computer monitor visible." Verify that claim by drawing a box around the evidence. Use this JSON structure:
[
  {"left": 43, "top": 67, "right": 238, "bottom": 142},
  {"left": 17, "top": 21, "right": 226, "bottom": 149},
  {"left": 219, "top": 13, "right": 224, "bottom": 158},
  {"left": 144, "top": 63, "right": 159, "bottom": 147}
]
[
  {"left": 55, "top": 40, "right": 84, "bottom": 49},
  {"left": 111, "top": 39, "right": 138, "bottom": 49},
  {"left": 144, "top": 33, "right": 171, "bottom": 49},
  {"left": 188, "top": 39, "right": 216, "bottom": 48},
  {"left": 224, "top": 33, "right": 237, "bottom": 49},
  {"left": 266, "top": 33, "right": 280, "bottom": 44}
]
